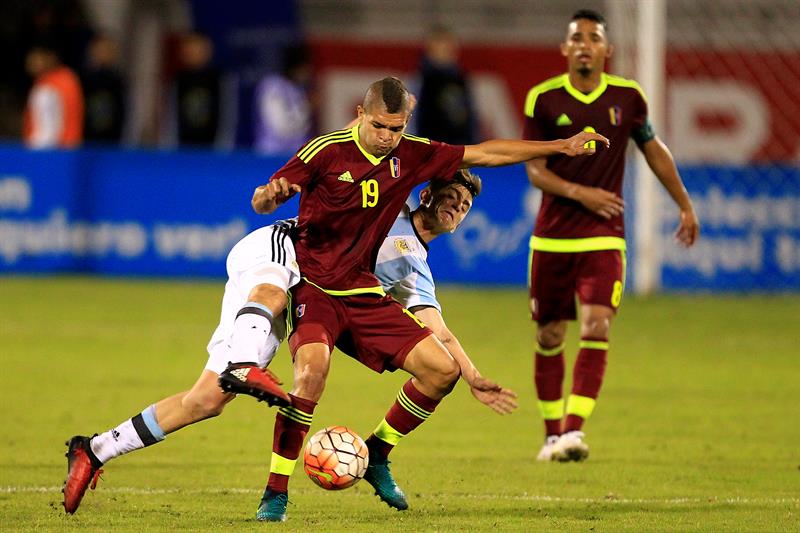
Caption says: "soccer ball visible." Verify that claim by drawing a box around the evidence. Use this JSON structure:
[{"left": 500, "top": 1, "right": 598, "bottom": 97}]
[{"left": 303, "top": 426, "right": 369, "bottom": 490}]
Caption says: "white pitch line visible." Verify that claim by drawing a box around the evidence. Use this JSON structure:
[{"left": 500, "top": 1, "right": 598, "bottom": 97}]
[{"left": 2, "top": 486, "right": 798, "bottom": 505}]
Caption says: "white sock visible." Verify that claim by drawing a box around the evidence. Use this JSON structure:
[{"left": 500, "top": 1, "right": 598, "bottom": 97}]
[
  {"left": 90, "top": 405, "right": 166, "bottom": 464},
  {"left": 229, "top": 302, "right": 273, "bottom": 364}
]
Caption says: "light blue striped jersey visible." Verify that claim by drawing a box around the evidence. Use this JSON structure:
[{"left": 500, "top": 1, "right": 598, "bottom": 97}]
[{"left": 375, "top": 204, "right": 440, "bottom": 312}]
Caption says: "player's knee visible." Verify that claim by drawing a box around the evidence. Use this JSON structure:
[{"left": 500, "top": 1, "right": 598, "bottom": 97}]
[
  {"left": 182, "top": 391, "right": 227, "bottom": 420},
  {"left": 292, "top": 349, "right": 330, "bottom": 401},
  {"left": 429, "top": 353, "right": 461, "bottom": 393},
  {"left": 538, "top": 328, "right": 565, "bottom": 348},
  {"left": 581, "top": 316, "right": 611, "bottom": 338},
  {"left": 247, "top": 283, "right": 289, "bottom": 316}
]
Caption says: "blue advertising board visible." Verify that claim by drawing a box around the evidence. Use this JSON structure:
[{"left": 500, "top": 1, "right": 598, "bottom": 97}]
[
  {"left": 1, "top": 144, "right": 798, "bottom": 291},
  {"left": 658, "top": 165, "right": 800, "bottom": 291}
]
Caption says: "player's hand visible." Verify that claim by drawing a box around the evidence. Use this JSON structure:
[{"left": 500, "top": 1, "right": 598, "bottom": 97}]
[
  {"left": 561, "top": 131, "right": 610, "bottom": 156},
  {"left": 468, "top": 376, "right": 518, "bottom": 415},
  {"left": 251, "top": 177, "right": 301, "bottom": 214},
  {"left": 574, "top": 185, "right": 625, "bottom": 219},
  {"left": 675, "top": 208, "right": 699, "bottom": 247}
]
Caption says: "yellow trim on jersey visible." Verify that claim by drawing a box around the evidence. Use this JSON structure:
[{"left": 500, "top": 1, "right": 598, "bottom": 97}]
[
  {"left": 524, "top": 73, "right": 647, "bottom": 116},
  {"left": 401, "top": 133, "right": 431, "bottom": 144},
  {"left": 303, "top": 277, "right": 386, "bottom": 297},
  {"left": 606, "top": 74, "right": 648, "bottom": 103},
  {"left": 530, "top": 236, "right": 626, "bottom": 253},
  {"left": 352, "top": 125, "right": 386, "bottom": 166},
  {"left": 563, "top": 73, "right": 609, "bottom": 104},
  {"left": 566, "top": 394, "right": 596, "bottom": 419},
  {"left": 524, "top": 75, "right": 566, "bottom": 118},
  {"left": 297, "top": 129, "right": 352, "bottom": 163},
  {"left": 270, "top": 452, "right": 297, "bottom": 476},
  {"left": 538, "top": 399, "right": 565, "bottom": 420}
]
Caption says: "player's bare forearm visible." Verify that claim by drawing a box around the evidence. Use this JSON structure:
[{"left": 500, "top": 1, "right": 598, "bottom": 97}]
[
  {"left": 412, "top": 306, "right": 517, "bottom": 414},
  {"left": 526, "top": 159, "right": 625, "bottom": 219},
  {"left": 412, "top": 307, "right": 475, "bottom": 377},
  {"left": 642, "top": 137, "right": 700, "bottom": 245},
  {"left": 462, "top": 131, "right": 609, "bottom": 168},
  {"left": 251, "top": 177, "right": 301, "bottom": 214},
  {"left": 642, "top": 138, "right": 693, "bottom": 210}
]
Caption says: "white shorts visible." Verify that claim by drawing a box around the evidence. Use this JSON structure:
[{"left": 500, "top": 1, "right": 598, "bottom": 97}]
[{"left": 205, "top": 221, "right": 300, "bottom": 375}]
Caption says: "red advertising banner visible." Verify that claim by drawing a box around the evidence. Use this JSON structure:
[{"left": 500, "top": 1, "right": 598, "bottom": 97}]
[{"left": 310, "top": 39, "right": 800, "bottom": 163}]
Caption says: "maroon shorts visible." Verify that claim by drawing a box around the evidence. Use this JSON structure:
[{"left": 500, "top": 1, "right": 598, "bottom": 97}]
[
  {"left": 287, "top": 280, "right": 433, "bottom": 373},
  {"left": 529, "top": 249, "right": 625, "bottom": 323}
]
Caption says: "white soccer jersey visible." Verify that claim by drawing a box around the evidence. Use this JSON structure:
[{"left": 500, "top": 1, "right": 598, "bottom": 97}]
[{"left": 375, "top": 204, "right": 441, "bottom": 312}]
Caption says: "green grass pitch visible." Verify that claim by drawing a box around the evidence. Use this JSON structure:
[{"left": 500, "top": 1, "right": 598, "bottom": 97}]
[{"left": 1, "top": 277, "right": 798, "bottom": 532}]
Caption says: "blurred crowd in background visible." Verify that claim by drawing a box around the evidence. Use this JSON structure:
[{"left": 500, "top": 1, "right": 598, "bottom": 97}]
[
  {"left": 3, "top": 0, "right": 797, "bottom": 165},
  {"left": 1, "top": 0, "right": 480, "bottom": 154}
]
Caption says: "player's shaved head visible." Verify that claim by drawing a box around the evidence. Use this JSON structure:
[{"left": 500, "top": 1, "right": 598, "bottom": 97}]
[{"left": 363, "top": 77, "right": 412, "bottom": 114}]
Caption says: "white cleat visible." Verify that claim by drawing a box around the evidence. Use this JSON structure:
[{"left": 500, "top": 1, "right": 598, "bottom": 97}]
[
  {"left": 536, "top": 435, "right": 561, "bottom": 461},
  {"left": 552, "top": 430, "right": 589, "bottom": 462}
]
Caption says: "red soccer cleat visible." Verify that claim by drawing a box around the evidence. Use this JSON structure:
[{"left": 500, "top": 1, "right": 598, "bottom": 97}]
[
  {"left": 218, "top": 362, "right": 291, "bottom": 407},
  {"left": 62, "top": 436, "right": 103, "bottom": 514}
]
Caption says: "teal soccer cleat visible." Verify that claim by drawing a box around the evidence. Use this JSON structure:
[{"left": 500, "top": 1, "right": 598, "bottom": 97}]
[
  {"left": 256, "top": 489, "right": 288, "bottom": 522},
  {"left": 363, "top": 458, "right": 409, "bottom": 510}
]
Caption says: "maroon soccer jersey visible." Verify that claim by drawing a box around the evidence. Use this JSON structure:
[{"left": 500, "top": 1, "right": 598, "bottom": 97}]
[
  {"left": 523, "top": 73, "right": 649, "bottom": 240},
  {"left": 270, "top": 126, "right": 464, "bottom": 292}
]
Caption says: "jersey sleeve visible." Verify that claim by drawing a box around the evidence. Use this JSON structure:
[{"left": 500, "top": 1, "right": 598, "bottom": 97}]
[
  {"left": 269, "top": 145, "right": 323, "bottom": 188},
  {"left": 522, "top": 97, "right": 547, "bottom": 141},
  {"left": 630, "top": 89, "right": 655, "bottom": 147},
  {"left": 381, "top": 254, "right": 441, "bottom": 312},
  {"left": 414, "top": 141, "right": 465, "bottom": 185},
  {"left": 522, "top": 116, "right": 546, "bottom": 142}
]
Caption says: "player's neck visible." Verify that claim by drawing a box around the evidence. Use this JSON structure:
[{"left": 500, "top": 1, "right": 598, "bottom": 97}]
[
  {"left": 568, "top": 71, "right": 603, "bottom": 94},
  {"left": 411, "top": 210, "right": 437, "bottom": 244}
]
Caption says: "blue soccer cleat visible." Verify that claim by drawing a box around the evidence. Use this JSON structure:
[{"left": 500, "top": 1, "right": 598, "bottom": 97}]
[
  {"left": 363, "top": 458, "right": 408, "bottom": 510},
  {"left": 256, "top": 488, "right": 288, "bottom": 522}
]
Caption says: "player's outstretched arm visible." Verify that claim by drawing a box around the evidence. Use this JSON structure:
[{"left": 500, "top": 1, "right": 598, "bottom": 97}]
[
  {"left": 641, "top": 137, "right": 699, "bottom": 247},
  {"left": 526, "top": 158, "right": 625, "bottom": 220},
  {"left": 252, "top": 177, "right": 302, "bottom": 214},
  {"left": 461, "top": 131, "right": 609, "bottom": 168},
  {"left": 412, "top": 306, "right": 518, "bottom": 415}
]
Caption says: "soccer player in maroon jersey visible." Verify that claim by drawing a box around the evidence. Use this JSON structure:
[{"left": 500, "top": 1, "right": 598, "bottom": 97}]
[
  {"left": 522, "top": 10, "right": 700, "bottom": 462},
  {"left": 244, "top": 76, "right": 609, "bottom": 521}
]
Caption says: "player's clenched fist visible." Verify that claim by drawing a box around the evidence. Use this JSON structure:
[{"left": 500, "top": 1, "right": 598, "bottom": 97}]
[
  {"left": 252, "top": 177, "right": 302, "bottom": 214},
  {"left": 561, "top": 131, "right": 610, "bottom": 156}
]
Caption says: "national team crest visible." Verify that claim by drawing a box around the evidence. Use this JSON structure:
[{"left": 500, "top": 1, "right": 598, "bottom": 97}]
[
  {"left": 296, "top": 304, "right": 306, "bottom": 318},
  {"left": 394, "top": 238, "right": 411, "bottom": 255},
  {"left": 390, "top": 157, "right": 400, "bottom": 178},
  {"left": 609, "top": 106, "right": 622, "bottom": 126}
]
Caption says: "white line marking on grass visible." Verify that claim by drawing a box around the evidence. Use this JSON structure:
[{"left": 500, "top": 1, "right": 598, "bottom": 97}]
[{"left": 3, "top": 486, "right": 798, "bottom": 505}]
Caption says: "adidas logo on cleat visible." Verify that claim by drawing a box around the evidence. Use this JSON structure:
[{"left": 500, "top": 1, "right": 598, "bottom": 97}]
[{"left": 231, "top": 368, "right": 250, "bottom": 381}]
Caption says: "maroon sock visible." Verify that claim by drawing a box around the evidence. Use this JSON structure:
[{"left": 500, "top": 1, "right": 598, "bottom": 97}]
[
  {"left": 534, "top": 347, "right": 565, "bottom": 436},
  {"left": 563, "top": 338, "right": 607, "bottom": 433},
  {"left": 366, "top": 380, "right": 441, "bottom": 461},
  {"left": 267, "top": 394, "right": 316, "bottom": 493}
]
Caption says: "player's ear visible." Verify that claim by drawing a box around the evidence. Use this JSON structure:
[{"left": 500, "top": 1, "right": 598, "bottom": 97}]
[
  {"left": 606, "top": 43, "right": 614, "bottom": 59},
  {"left": 560, "top": 42, "right": 569, "bottom": 58},
  {"left": 419, "top": 187, "right": 432, "bottom": 207},
  {"left": 356, "top": 105, "right": 365, "bottom": 119}
]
